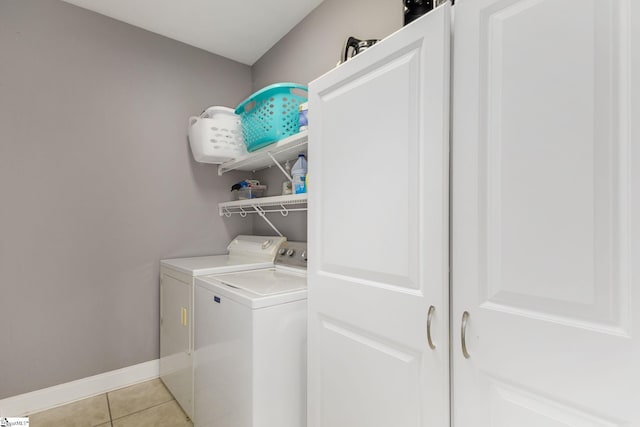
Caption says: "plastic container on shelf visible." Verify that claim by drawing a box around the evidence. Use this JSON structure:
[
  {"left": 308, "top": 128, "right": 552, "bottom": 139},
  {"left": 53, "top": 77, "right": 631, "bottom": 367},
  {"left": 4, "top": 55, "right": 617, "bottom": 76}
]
[
  {"left": 235, "top": 185, "right": 267, "bottom": 200},
  {"left": 188, "top": 106, "right": 247, "bottom": 164},
  {"left": 235, "top": 83, "right": 308, "bottom": 152},
  {"left": 291, "top": 154, "right": 307, "bottom": 194}
]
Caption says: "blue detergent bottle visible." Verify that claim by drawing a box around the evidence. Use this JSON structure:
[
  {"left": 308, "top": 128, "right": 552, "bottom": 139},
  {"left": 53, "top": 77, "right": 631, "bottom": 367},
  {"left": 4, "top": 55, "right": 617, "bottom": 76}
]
[{"left": 291, "top": 154, "right": 307, "bottom": 194}]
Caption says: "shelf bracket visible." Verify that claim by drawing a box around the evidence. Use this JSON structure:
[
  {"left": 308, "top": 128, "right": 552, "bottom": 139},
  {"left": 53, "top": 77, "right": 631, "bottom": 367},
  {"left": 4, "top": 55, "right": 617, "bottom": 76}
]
[
  {"left": 252, "top": 204, "right": 284, "bottom": 237},
  {"left": 280, "top": 204, "right": 289, "bottom": 217},
  {"left": 267, "top": 152, "right": 293, "bottom": 181},
  {"left": 222, "top": 207, "right": 232, "bottom": 218}
]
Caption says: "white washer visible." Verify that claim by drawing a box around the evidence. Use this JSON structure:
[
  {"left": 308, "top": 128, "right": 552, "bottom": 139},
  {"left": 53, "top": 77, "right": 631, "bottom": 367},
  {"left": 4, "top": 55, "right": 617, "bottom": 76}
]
[
  {"left": 194, "top": 241, "right": 308, "bottom": 427},
  {"left": 160, "top": 235, "right": 286, "bottom": 419}
]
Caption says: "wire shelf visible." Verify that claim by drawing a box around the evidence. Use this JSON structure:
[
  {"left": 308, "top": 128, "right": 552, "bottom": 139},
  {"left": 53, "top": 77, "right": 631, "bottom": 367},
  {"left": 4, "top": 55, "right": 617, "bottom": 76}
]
[
  {"left": 218, "top": 194, "right": 308, "bottom": 216},
  {"left": 217, "top": 131, "right": 308, "bottom": 175},
  {"left": 218, "top": 194, "right": 308, "bottom": 236}
]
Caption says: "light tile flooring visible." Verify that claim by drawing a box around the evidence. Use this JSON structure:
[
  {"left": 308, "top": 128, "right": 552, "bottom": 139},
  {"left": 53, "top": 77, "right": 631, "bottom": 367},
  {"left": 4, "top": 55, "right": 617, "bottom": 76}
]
[{"left": 28, "top": 379, "right": 192, "bottom": 427}]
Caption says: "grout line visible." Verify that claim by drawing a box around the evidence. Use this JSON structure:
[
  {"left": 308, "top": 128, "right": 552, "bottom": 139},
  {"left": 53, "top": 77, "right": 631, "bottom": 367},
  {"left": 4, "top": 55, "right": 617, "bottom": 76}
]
[
  {"left": 92, "top": 394, "right": 113, "bottom": 427},
  {"left": 109, "top": 398, "right": 175, "bottom": 422},
  {"left": 106, "top": 392, "right": 113, "bottom": 423}
]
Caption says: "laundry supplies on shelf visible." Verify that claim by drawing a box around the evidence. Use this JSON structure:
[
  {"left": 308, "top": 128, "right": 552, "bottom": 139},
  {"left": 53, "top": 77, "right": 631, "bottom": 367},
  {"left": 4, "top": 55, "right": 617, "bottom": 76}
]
[
  {"left": 291, "top": 154, "right": 307, "bottom": 194},
  {"left": 231, "top": 180, "right": 267, "bottom": 200},
  {"left": 282, "top": 160, "right": 293, "bottom": 195}
]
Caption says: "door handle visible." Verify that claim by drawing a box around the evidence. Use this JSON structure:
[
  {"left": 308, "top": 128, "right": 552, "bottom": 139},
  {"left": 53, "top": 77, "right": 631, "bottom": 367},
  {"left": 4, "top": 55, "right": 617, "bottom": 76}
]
[
  {"left": 426, "top": 305, "right": 436, "bottom": 350},
  {"left": 181, "top": 307, "right": 187, "bottom": 327},
  {"left": 461, "top": 311, "right": 470, "bottom": 359}
]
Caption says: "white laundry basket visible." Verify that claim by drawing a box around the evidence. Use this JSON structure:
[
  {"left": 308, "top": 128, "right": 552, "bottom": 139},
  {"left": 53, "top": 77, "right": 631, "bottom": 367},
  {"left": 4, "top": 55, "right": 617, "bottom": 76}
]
[{"left": 188, "top": 106, "right": 247, "bottom": 164}]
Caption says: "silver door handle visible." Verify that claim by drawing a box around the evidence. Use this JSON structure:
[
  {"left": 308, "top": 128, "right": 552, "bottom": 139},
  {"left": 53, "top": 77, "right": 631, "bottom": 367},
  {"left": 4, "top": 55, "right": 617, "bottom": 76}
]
[
  {"left": 461, "top": 311, "right": 470, "bottom": 359},
  {"left": 426, "top": 305, "right": 436, "bottom": 350}
]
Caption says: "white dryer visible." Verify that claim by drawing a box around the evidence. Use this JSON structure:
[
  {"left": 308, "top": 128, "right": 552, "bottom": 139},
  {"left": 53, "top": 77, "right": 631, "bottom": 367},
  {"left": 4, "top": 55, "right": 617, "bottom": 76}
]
[
  {"left": 194, "top": 241, "right": 308, "bottom": 427},
  {"left": 160, "top": 235, "right": 286, "bottom": 419}
]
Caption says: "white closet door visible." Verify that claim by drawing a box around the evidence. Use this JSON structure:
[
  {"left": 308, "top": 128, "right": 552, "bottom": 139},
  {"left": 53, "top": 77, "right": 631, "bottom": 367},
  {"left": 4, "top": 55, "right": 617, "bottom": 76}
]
[
  {"left": 307, "top": 4, "right": 450, "bottom": 427},
  {"left": 452, "top": 0, "right": 640, "bottom": 424}
]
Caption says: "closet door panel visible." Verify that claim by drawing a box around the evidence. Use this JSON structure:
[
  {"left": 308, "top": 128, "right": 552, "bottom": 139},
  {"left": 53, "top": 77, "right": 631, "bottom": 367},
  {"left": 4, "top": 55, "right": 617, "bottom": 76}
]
[
  {"left": 308, "top": 4, "right": 451, "bottom": 426},
  {"left": 453, "top": 0, "right": 640, "bottom": 424}
]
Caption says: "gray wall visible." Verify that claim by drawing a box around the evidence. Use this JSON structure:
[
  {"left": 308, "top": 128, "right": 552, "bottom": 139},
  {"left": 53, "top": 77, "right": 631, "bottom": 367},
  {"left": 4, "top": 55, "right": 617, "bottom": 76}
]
[
  {"left": 0, "top": 0, "right": 403, "bottom": 400},
  {"left": 0, "top": 0, "right": 252, "bottom": 398},
  {"left": 251, "top": 0, "right": 402, "bottom": 89},
  {"left": 251, "top": 165, "right": 307, "bottom": 242},
  {"left": 251, "top": 0, "right": 402, "bottom": 240}
]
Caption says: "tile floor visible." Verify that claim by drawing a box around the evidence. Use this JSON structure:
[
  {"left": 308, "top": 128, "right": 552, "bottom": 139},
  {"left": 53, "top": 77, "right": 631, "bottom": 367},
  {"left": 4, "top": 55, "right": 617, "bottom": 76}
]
[{"left": 27, "top": 379, "right": 192, "bottom": 427}]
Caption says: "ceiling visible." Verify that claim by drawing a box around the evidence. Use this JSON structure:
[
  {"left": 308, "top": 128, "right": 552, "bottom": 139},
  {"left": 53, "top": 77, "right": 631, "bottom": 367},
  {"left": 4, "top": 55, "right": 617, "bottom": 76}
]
[{"left": 60, "top": 0, "right": 325, "bottom": 65}]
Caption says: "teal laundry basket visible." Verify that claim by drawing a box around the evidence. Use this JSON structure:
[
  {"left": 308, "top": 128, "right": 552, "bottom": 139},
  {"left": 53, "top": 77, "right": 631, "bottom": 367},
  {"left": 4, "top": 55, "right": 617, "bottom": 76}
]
[{"left": 235, "top": 83, "right": 308, "bottom": 152}]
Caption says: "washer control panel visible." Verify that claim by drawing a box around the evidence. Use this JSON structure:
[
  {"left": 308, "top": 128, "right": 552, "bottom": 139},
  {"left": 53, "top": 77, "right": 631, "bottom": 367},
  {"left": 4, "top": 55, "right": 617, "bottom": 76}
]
[{"left": 275, "top": 241, "right": 308, "bottom": 268}]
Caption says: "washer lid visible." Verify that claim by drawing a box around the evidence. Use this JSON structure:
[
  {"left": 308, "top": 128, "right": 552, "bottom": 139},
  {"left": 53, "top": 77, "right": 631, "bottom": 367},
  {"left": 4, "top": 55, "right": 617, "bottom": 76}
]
[
  {"left": 216, "top": 268, "right": 306, "bottom": 296},
  {"left": 196, "top": 267, "right": 307, "bottom": 308}
]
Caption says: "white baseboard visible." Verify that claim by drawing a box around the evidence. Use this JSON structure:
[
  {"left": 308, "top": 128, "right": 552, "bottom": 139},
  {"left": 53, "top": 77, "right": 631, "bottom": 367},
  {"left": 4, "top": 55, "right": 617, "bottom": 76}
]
[{"left": 0, "top": 359, "right": 159, "bottom": 417}]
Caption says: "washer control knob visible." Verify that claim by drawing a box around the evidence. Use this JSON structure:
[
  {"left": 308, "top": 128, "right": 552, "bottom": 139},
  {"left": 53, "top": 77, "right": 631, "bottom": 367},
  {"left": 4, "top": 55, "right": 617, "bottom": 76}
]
[
  {"left": 301, "top": 250, "right": 307, "bottom": 261},
  {"left": 278, "top": 248, "right": 287, "bottom": 256},
  {"left": 286, "top": 249, "right": 295, "bottom": 257}
]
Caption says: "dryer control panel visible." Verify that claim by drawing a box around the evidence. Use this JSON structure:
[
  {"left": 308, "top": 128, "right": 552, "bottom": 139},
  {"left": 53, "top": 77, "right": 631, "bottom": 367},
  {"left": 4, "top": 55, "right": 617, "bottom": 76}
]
[{"left": 275, "top": 241, "right": 308, "bottom": 269}]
